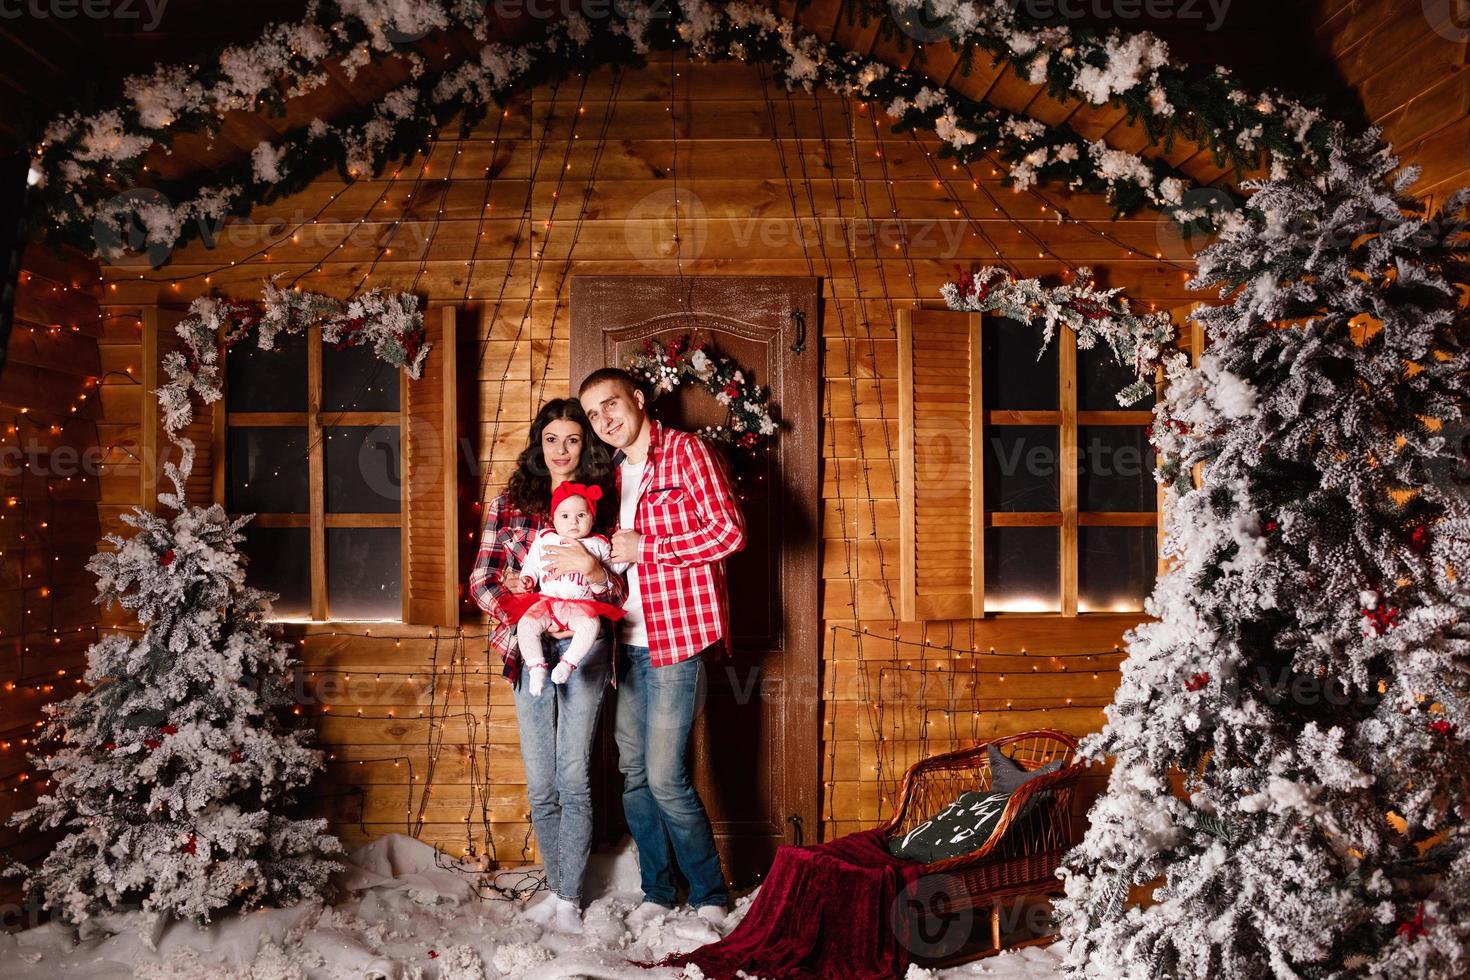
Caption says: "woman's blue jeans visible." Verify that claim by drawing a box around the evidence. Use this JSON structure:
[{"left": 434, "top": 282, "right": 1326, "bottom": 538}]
[
  {"left": 512, "top": 631, "right": 610, "bottom": 903},
  {"left": 615, "top": 643, "right": 729, "bottom": 909}
]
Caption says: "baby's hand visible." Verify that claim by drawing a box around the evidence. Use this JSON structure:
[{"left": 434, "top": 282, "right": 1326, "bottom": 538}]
[
  {"left": 551, "top": 661, "right": 576, "bottom": 685},
  {"left": 527, "top": 665, "right": 548, "bottom": 697}
]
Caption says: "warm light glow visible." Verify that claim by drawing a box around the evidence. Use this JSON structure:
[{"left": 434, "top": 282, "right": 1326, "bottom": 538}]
[
  {"left": 1077, "top": 599, "right": 1147, "bottom": 613},
  {"left": 984, "top": 595, "right": 1060, "bottom": 613}
]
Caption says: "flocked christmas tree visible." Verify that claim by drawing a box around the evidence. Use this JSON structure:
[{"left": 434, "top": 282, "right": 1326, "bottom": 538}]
[
  {"left": 1055, "top": 131, "right": 1470, "bottom": 976},
  {"left": 7, "top": 440, "right": 342, "bottom": 925}
]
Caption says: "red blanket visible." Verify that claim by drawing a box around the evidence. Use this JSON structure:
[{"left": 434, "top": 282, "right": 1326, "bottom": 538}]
[{"left": 653, "top": 829, "right": 925, "bottom": 979}]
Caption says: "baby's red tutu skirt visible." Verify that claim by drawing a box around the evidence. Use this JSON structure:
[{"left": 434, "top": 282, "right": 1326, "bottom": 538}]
[{"left": 500, "top": 592, "right": 626, "bottom": 628}]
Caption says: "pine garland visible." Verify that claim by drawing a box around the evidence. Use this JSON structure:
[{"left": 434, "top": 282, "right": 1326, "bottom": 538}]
[
  {"left": 941, "top": 265, "right": 1178, "bottom": 406},
  {"left": 847, "top": 0, "right": 1339, "bottom": 180},
  {"left": 158, "top": 277, "right": 429, "bottom": 438},
  {"left": 30, "top": 0, "right": 1239, "bottom": 257}
]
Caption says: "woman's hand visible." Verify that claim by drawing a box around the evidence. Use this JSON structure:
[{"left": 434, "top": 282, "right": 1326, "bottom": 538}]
[
  {"left": 541, "top": 538, "right": 604, "bottom": 582},
  {"left": 501, "top": 566, "right": 532, "bottom": 594}
]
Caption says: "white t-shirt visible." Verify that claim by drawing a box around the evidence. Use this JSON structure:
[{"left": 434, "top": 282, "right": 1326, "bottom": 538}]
[{"left": 618, "top": 458, "right": 648, "bottom": 646}]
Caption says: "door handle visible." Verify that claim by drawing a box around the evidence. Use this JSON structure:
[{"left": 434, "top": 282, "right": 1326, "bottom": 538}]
[
  {"left": 790, "top": 309, "right": 806, "bottom": 354},
  {"left": 787, "top": 813, "right": 804, "bottom": 846}
]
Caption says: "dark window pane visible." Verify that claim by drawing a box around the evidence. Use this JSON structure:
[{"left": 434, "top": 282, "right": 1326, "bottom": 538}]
[
  {"left": 237, "top": 526, "right": 311, "bottom": 620},
  {"left": 985, "top": 426, "right": 1059, "bottom": 512},
  {"left": 983, "top": 316, "right": 1056, "bottom": 411},
  {"left": 323, "top": 342, "right": 400, "bottom": 412},
  {"left": 1079, "top": 426, "right": 1155, "bottom": 512},
  {"left": 985, "top": 527, "right": 1059, "bottom": 613},
  {"left": 328, "top": 528, "right": 401, "bottom": 620},
  {"left": 227, "top": 427, "right": 309, "bottom": 513},
  {"left": 1080, "top": 527, "right": 1158, "bottom": 613},
  {"left": 325, "top": 426, "right": 401, "bottom": 514},
  {"left": 226, "top": 330, "right": 308, "bottom": 412},
  {"left": 1078, "top": 342, "right": 1156, "bottom": 410}
]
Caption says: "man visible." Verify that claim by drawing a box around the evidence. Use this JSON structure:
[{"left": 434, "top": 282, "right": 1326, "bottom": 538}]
[{"left": 578, "top": 366, "right": 746, "bottom": 929}]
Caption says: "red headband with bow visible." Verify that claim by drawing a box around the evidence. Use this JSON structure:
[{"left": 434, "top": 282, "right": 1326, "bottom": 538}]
[{"left": 550, "top": 481, "right": 603, "bottom": 514}]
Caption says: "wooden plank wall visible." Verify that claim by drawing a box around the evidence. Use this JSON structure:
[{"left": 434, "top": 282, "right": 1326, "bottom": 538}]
[
  {"left": 1310, "top": 0, "right": 1470, "bottom": 199},
  {"left": 84, "top": 53, "right": 1201, "bottom": 859},
  {"left": 0, "top": 243, "right": 104, "bottom": 903}
]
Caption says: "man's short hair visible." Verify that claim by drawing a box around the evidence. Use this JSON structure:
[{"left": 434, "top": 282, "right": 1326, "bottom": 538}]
[{"left": 579, "top": 367, "right": 641, "bottom": 398}]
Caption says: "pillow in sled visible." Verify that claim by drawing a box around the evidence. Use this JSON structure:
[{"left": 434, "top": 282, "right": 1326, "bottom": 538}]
[{"left": 887, "top": 789, "right": 1012, "bottom": 864}]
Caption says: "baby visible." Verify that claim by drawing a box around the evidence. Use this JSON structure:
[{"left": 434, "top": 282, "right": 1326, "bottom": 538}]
[{"left": 504, "top": 482, "right": 626, "bottom": 696}]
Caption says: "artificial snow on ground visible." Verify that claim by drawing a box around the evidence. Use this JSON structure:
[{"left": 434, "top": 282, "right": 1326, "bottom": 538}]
[{"left": 0, "top": 835, "right": 1063, "bottom": 979}]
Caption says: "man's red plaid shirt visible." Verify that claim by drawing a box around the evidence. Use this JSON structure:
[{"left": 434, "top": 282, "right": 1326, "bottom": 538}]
[{"left": 615, "top": 419, "right": 746, "bottom": 667}]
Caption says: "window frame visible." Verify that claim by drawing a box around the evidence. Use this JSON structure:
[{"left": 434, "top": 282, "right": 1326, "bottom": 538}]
[
  {"left": 217, "top": 322, "right": 408, "bottom": 622},
  {"left": 985, "top": 328, "right": 1160, "bottom": 616}
]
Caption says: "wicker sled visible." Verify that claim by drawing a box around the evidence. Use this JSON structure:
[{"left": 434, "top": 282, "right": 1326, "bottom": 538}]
[{"left": 879, "top": 729, "right": 1085, "bottom": 967}]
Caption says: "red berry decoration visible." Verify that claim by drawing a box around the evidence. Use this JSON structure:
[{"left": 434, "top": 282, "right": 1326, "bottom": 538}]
[
  {"left": 159, "top": 549, "right": 176, "bottom": 567},
  {"left": 428, "top": 950, "right": 439, "bottom": 959},
  {"left": 1410, "top": 525, "right": 1430, "bottom": 553},
  {"left": 143, "top": 738, "right": 161, "bottom": 750},
  {"left": 1185, "top": 672, "right": 1210, "bottom": 692},
  {"left": 230, "top": 750, "right": 243, "bottom": 764},
  {"left": 181, "top": 835, "right": 197, "bottom": 856},
  {"left": 1429, "top": 719, "right": 1457, "bottom": 737},
  {"left": 1263, "top": 520, "right": 1278, "bottom": 534},
  {"left": 160, "top": 724, "right": 177, "bottom": 735},
  {"left": 1397, "top": 903, "right": 1433, "bottom": 940},
  {"left": 1363, "top": 605, "right": 1400, "bottom": 635}
]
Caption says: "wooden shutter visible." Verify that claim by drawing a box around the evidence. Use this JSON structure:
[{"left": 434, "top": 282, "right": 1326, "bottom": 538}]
[
  {"left": 897, "top": 309, "right": 985, "bottom": 622},
  {"left": 402, "top": 304, "right": 459, "bottom": 625}
]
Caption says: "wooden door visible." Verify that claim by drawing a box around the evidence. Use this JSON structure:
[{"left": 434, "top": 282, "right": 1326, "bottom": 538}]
[{"left": 570, "top": 275, "right": 820, "bottom": 888}]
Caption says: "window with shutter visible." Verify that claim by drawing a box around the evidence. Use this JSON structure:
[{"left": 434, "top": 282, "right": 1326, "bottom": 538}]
[
  {"left": 142, "top": 302, "right": 458, "bottom": 625},
  {"left": 897, "top": 308, "right": 1159, "bottom": 622}
]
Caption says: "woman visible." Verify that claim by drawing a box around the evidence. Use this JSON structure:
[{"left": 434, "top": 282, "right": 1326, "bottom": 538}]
[{"left": 468, "top": 398, "right": 625, "bottom": 934}]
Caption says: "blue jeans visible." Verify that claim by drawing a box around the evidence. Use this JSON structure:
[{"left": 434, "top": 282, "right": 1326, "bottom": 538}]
[
  {"left": 615, "top": 643, "right": 729, "bottom": 909},
  {"left": 512, "top": 631, "right": 610, "bottom": 903}
]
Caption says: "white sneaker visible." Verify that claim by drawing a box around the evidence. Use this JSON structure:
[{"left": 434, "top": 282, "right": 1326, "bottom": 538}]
[
  {"left": 553, "top": 897, "right": 584, "bottom": 934},
  {"left": 524, "top": 893, "right": 557, "bottom": 925},
  {"left": 626, "top": 900, "right": 671, "bottom": 927},
  {"left": 696, "top": 904, "right": 728, "bottom": 931}
]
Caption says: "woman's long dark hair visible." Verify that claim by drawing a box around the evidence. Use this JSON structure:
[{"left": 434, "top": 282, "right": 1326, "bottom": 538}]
[{"left": 506, "top": 398, "right": 616, "bottom": 528}]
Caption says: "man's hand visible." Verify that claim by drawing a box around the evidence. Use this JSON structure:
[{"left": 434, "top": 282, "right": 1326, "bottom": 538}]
[
  {"left": 501, "top": 567, "right": 532, "bottom": 594},
  {"left": 542, "top": 538, "right": 602, "bottom": 581},
  {"left": 610, "top": 528, "right": 642, "bottom": 565}
]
